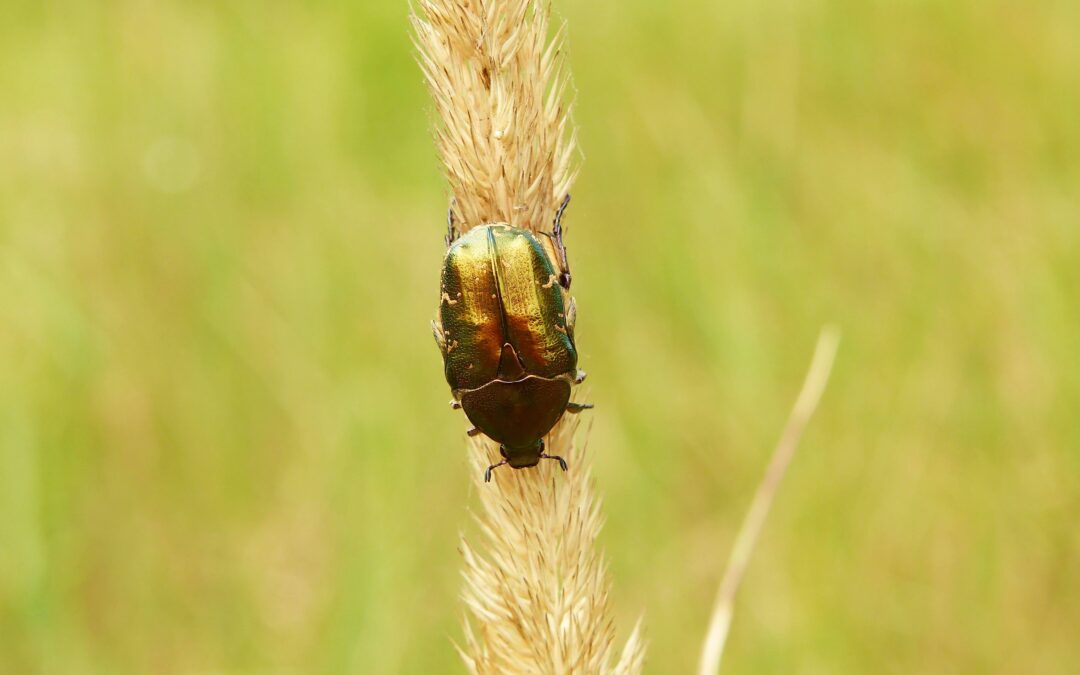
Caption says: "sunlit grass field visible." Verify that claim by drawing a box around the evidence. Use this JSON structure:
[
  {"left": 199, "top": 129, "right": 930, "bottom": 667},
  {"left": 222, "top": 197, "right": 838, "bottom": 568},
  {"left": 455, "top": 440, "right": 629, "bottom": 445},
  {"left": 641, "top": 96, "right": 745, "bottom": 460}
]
[{"left": 2, "top": 1, "right": 1079, "bottom": 673}]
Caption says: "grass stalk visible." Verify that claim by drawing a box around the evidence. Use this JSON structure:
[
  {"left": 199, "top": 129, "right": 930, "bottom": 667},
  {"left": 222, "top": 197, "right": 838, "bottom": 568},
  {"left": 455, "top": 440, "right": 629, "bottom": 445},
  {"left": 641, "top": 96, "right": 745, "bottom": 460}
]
[
  {"left": 411, "top": 1, "right": 645, "bottom": 672},
  {"left": 697, "top": 327, "right": 841, "bottom": 675}
]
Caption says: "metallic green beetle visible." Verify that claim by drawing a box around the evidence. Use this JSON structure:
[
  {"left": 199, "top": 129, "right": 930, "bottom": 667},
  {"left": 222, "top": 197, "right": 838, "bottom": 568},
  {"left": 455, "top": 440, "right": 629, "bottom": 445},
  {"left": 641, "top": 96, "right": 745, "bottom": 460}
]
[{"left": 433, "top": 197, "right": 590, "bottom": 481}]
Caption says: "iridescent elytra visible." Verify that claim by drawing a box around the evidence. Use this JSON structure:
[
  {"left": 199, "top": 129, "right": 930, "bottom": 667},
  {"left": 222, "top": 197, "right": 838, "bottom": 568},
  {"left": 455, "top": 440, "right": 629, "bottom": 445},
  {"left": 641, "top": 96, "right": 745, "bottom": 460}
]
[{"left": 432, "top": 197, "right": 591, "bottom": 481}]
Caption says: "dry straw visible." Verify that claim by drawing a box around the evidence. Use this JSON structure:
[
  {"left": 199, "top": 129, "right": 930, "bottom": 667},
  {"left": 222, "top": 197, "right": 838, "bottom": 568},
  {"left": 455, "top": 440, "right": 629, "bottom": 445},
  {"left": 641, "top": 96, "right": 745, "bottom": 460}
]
[
  {"left": 698, "top": 328, "right": 840, "bottom": 675},
  {"left": 411, "top": 0, "right": 645, "bottom": 673}
]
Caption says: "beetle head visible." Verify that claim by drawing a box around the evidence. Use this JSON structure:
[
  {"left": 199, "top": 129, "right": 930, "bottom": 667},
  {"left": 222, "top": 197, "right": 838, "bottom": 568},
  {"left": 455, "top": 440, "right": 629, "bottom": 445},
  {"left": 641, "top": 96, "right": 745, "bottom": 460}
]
[{"left": 500, "top": 439, "right": 544, "bottom": 469}]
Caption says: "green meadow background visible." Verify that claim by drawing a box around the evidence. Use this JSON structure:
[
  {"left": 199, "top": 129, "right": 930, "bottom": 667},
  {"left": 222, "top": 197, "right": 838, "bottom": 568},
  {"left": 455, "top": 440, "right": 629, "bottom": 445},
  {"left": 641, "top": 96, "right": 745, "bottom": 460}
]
[{"left": 2, "top": 1, "right": 1078, "bottom": 673}]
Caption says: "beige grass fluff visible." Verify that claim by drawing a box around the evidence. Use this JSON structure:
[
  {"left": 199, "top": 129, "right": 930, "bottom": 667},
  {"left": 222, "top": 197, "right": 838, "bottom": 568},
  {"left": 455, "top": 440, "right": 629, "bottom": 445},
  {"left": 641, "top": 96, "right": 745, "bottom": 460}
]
[
  {"left": 412, "top": 1, "right": 645, "bottom": 672},
  {"left": 412, "top": 0, "right": 577, "bottom": 233}
]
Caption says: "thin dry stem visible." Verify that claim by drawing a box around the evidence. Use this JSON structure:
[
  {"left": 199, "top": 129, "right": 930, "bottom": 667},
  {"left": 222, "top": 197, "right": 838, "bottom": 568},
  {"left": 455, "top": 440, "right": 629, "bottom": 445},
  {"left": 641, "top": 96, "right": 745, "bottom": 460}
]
[
  {"left": 697, "top": 327, "right": 841, "bottom": 675},
  {"left": 412, "top": 1, "right": 643, "bottom": 672}
]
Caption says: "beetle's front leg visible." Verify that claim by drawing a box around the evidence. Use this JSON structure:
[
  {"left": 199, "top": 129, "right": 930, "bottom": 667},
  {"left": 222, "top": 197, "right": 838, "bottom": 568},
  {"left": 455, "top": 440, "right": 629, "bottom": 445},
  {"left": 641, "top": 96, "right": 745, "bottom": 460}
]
[{"left": 565, "top": 401, "right": 593, "bottom": 413}]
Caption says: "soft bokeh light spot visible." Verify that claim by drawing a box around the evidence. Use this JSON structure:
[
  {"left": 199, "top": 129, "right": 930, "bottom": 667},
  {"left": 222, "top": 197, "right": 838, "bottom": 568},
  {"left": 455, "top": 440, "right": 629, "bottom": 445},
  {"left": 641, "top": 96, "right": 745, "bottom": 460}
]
[{"left": 143, "top": 137, "right": 200, "bottom": 194}]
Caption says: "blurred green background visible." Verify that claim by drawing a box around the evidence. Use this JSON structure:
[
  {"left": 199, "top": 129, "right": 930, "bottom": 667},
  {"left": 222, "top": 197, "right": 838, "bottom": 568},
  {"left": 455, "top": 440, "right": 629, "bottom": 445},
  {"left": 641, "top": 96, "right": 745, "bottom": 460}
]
[{"left": 2, "top": 1, "right": 1078, "bottom": 673}]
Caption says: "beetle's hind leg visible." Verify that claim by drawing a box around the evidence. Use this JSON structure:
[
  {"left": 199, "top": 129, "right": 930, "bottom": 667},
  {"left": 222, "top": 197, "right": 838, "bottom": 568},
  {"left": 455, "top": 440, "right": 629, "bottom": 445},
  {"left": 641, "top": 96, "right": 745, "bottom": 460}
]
[
  {"left": 552, "top": 194, "right": 573, "bottom": 289},
  {"left": 445, "top": 202, "right": 458, "bottom": 248},
  {"left": 566, "top": 401, "right": 594, "bottom": 413}
]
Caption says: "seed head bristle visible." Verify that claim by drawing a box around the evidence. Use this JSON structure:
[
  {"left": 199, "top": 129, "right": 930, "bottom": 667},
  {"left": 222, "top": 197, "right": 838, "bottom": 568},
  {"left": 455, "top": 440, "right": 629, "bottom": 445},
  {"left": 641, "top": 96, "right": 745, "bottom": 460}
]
[
  {"left": 413, "top": 1, "right": 643, "bottom": 671},
  {"left": 412, "top": 0, "right": 579, "bottom": 234},
  {"left": 458, "top": 416, "right": 644, "bottom": 674}
]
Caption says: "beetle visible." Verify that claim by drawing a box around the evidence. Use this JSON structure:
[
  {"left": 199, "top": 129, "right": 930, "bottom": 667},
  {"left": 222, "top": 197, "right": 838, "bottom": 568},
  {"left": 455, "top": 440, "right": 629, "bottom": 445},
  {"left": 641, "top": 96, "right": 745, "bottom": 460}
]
[{"left": 433, "top": 196, "right": 591, "bottom": 481}]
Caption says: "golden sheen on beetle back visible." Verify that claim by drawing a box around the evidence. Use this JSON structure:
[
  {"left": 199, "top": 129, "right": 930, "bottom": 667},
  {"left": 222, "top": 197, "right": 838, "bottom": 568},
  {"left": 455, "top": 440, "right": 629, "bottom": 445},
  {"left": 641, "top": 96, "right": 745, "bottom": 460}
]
[{"left": 433, "top": 201, "right": 591, "bottom": 481}]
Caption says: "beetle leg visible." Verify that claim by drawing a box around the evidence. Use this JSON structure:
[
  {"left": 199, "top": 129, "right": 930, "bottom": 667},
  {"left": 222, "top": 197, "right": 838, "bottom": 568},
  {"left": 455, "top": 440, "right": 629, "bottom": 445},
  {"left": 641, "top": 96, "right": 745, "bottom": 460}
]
[
  {"left": 449, "top": 400, "right": 462, "bottom": 410},
  {"left": 466, "top": 427, "right": 483, "bottom": 437},
  {"left": 445, "top": 203, "right": 458, "bottom": 248},
  {"left": 539, "top": 452, "right": 569, "bottom": 472},
  {"left": 574, "top": 369, "right": 587, "bottom": 384},
  {"left": 484, "top": 459, "right": 508, "bottom": 482},
  {"left": 566, "top": 401, "right": 594, "bottom": 413},
  {"left": 432, "top": 319, "right": 446, "bottom": 352},
  {"left": 552, "top": 194, "right": 572, "bottom": 289}
]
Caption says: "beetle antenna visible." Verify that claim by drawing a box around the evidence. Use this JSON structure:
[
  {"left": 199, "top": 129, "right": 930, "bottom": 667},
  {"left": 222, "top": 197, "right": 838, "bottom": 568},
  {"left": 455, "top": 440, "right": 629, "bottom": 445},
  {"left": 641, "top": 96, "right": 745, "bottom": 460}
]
[
  {"left": 484, "top": 459, "right": 508, "bottom": 483},
  {"left": 539, "top": 452, "right": 569, "bottom": 472}
]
